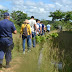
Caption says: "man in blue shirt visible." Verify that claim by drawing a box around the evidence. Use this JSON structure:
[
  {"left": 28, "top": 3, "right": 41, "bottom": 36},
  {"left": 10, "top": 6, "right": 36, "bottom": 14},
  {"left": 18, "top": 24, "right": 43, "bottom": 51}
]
[
  {"left": 40, "top": 21, "right": 45, "bottom": 35},
  {"left": 0, "top": 12, "right": 17, "bottom": 68}
]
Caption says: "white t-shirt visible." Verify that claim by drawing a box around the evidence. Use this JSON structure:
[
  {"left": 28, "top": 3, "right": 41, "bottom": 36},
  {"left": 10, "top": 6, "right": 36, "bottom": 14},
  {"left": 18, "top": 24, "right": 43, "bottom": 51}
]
[
  {"left": 29, "top": 19, "right": 36, "bottom": 32},
  {"left": 36, "top": 24, "right": 39, "bottom": 34},
  {"left": 40, "top": 24, "right": 42, "bottom": 27},
  {"left": 47, "top": 24, "right": 51, "bottom": 30},
  {"left": 36, "top": 24, "right": 39, "bottom": 29}
]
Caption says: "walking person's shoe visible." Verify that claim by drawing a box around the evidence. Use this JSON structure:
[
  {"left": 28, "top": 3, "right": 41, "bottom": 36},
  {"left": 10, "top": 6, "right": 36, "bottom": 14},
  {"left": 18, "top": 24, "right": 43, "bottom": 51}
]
[
  {"left": 0, "top": 64, "right": 2, "bottom": 68},
  {"left": 5, "top": 62, "right": 11, "bottom": 68},
  {"left": 23, "top": 51, "right": 25, "bottom": 54},
  {"left": 27, "top": 50, "right": 31, "bottom": 52}
]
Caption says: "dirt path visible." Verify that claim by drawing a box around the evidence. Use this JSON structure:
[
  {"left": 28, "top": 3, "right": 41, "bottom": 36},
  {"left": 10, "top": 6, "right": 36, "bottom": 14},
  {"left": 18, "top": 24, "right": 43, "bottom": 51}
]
[
  {"left": 0, "top": 57, "right": 22, "bottom": 72},
  {"left": 0, "top": 30, "right": 58, "bottom": 72}
]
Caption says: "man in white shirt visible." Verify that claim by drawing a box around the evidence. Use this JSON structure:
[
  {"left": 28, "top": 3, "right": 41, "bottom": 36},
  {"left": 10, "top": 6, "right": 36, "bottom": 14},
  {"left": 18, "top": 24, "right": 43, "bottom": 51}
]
[
  {"left": 46, "top": 24, "right": 51, "bottom": 32},
  {"left": 36, "top": 19, "right": 42, "bottom": 35},
  {"left": 29, "top": 16, "right": 37, "bottom": 47}
]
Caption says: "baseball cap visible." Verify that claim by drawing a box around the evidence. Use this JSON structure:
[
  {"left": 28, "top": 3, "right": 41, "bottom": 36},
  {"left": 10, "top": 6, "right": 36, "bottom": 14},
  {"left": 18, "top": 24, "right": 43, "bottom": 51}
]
[{"left": 4, "top": 12, "right": 9, "bottom": 16}]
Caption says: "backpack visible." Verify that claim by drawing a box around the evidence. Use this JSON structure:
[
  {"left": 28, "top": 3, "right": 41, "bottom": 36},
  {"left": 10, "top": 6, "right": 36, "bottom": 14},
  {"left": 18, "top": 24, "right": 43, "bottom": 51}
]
[{"left": 22, "top": 24, "right": 28, "bottom": 38}]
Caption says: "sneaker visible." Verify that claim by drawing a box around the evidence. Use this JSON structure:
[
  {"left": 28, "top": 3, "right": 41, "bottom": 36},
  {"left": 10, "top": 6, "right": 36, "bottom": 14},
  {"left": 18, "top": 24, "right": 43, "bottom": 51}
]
[
  {"left": 5, "top": 65, "right": 11, "bottom": 68},
  {"left": 28, "top": 50, "right": 31, "bottom": 52},
  {"left": 0, "top": 64, "right": 2, "bottom": 68},
  {"left": 23, "top": 51, "right": 25, "bottom": 54},
  {"left": 5, "top": 62, "right": 11, "bottom": 68}
]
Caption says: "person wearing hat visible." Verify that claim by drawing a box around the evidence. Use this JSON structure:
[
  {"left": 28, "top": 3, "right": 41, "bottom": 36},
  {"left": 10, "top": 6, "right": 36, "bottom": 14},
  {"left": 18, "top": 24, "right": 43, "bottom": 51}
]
[
  {"left": 0, "top": 12, "right": 17, "bottom": 68},
  {"left": 20, "top": 19, "right": 32, "bottom": 54}
]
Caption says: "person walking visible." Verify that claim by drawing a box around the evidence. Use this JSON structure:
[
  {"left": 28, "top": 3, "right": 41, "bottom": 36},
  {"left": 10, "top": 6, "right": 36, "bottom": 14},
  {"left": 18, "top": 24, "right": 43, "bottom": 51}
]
[
  {"left": 0, "top": 12, "right": 17, "bottom": 68},
  {"left": 36, "top": 19, "right": 40, "bottom": 35},
  {"left": 40, "top": 21, "right": 45, "bottom": 35},
  {"left": 29, "top": 16, "right": 37, "bottom": 47},
  {"left": 38, "top": 20, "right": 42, "bottom": 35},
  {"left": 20, "top": 19, "right": 32, "bottom": 54},
  {"left": 46, "top": 23, "right": 51, "bottom": 32}
]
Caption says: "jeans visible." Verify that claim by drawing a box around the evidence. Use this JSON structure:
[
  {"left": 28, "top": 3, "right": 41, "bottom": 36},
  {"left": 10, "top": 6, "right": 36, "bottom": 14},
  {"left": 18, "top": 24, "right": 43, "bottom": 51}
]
[
  {"left": 32, "top": 32, "right": 36, "bottom": 47},
  {"left": 22, "top": 35, "right": 31, "bottom": 51},
  {"left": 41, "top": 30, "right": 44, "bottom": 35}
]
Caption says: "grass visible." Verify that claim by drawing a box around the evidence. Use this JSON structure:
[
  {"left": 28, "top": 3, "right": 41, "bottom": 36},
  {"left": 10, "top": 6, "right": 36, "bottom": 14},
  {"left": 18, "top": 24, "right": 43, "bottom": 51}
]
[{"left": 0, "top": 30, "right": 72, "bottom": 72}]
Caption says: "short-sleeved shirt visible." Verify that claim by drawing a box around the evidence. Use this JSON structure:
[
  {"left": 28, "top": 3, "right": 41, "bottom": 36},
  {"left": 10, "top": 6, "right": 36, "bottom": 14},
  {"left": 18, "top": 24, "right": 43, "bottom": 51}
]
[
  {"left": 37, "top": 23, "right": 41, "bottom": 30},
  {"left": 29, "top": 19, "right": 36, "bottom": 32},
  {"left": 36, "top": 23, "right": 40, "bottom": 34},
  {"left": 0, "top": 19, "right": 16, "bottom": 38},
  {"left": 42, "top": 24, "right": 44, "bottom": 31},
  {"left": 47, "top": 24, "right": 51, "bottom": 31},
  {"left": 0, "top": 19, "right": 16, "bottom": 47}
]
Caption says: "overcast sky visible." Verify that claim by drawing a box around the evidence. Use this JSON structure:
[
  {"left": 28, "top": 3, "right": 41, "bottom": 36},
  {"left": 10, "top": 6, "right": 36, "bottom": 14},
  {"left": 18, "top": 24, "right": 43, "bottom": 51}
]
[{"left": 0, "top": 0, "right": 72, "bottom": 20}]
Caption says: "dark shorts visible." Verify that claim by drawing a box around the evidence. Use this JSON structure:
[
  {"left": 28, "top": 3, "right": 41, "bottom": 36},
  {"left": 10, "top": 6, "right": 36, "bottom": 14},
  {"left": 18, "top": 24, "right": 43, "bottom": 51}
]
[{"left": 47, "top": 30, "right": 50, "bottom": 32}]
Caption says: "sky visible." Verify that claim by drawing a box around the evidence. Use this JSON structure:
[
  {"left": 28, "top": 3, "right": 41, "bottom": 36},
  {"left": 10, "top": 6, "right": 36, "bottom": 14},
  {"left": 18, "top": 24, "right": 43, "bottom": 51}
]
[{"left": 0, "top": 0, "right": 72, "bottom": 20}]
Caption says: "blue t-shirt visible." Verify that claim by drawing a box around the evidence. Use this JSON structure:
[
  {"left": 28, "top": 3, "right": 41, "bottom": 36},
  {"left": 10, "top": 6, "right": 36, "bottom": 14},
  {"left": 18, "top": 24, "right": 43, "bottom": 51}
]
[
  {"left": 0, "top": 19, "right": 16, "bottom": 47},
  {"left": 42, "top": 24, "right": 44, "bottom": 31},
  {"left": 0, "top": 19, "right": 16, "bottom": 38},
  {"left": 47, "top": 24, "right": 51, "bottom": 31},
  {"left": 37, "top": 23, "right": 40, "bottom": 30}
]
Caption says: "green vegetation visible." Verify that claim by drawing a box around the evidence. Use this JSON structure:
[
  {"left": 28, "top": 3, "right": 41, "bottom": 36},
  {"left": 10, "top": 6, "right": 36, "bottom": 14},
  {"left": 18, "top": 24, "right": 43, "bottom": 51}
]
[
  {"left": 11, "top": 31, "right": 72, "bottom": 72},
  {"left": 49, "top": 10, "right": 72, "bottom": 21},
  {"left": 0, "top": 9, "right": 72, "bottom": 72}
]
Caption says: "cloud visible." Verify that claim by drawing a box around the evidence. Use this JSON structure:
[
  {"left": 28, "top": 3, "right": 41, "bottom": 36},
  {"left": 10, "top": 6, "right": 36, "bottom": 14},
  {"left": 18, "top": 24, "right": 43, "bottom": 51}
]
[
  {"left": 8, "top": 0, "right": 72, "bottom": 20},
  {"left": 10, "top": 0, "right": 55, "bottom": 20},
  {"left": 0, "top": 5, "right": 6, "bottom": 9}
]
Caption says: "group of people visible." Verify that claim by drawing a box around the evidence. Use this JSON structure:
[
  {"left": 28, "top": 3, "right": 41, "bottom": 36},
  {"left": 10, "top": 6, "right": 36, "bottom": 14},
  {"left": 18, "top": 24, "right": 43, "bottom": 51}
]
[
  {"left": 20, "top": 16, "right": 51, "bottom": 54},
  {"left": 0, "top": 12, "right": 51, "bottom": 68}
]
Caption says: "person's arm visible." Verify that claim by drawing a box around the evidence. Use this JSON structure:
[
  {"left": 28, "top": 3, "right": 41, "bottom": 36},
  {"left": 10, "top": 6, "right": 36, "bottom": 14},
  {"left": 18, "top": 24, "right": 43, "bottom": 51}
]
[
  {"left": 40, "top": 24, "right": 42, "bottom": 34},
  {"left": 29, "top": 25, "right": 32, "bottom": 39},
  {"left": 13, "top": 30, "right": 17, "bottom": 34},
  {"left": 44, "top": 25, "right": 46, "bottom": 32},
  {"left": 34, "top": 20, "right": 37, "bottom": 35},
  {"left": 11, "top": 23, "right": 17, "bottom": 34},
  {"left": 37, "top": 28, "right": 40, "bottom": 33},
  {"left": 40, "top": 27, "right": 42, "bottom": 34},
  {"left": 20, "top": 24, "right": 23, "bottom": 38}
]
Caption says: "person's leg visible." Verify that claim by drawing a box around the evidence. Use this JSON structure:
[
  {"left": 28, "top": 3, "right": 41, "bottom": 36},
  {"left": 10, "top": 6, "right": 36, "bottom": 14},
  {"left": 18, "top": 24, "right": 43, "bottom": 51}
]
[
  {"left": 5, "top": 49, "right": 12, "bottom": 68},
  {"left": 22, "top": 38, "right": 26, "bottom": 52},
  {"left": 27, "top": 35, "right": 32, "bottom": 50},
  {"left": 0, "top": 42, "right": 5, "bottom": 68},
  {"left": 0, "top": 51, "right": 4, "bottom": 68},
  {"left": 32, "top": 32, "right": 36, "bottom": 47}
]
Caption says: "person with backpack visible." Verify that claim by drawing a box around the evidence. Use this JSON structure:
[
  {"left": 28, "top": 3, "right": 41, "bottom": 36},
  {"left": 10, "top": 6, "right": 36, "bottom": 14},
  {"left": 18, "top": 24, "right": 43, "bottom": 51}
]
[
  {"left": 29, "top": 16, "right": 37, "bottom": 47},
  {"left": 0, "top": 12, "right": 17, "bottom": 68},
  {"left": 20, "top": 19, "right": 32, "bottom": 54}
]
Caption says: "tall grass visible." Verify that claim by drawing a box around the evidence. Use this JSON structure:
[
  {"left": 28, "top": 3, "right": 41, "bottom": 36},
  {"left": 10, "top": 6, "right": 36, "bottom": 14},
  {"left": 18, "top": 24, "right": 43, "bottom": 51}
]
[{"left": 1, "top": 31, "right": 72, "bottom": 72}]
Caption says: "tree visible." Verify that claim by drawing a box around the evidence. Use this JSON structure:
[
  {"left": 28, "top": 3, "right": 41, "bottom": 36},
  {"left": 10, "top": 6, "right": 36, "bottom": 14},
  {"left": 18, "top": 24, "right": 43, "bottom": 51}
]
[
  {"left": 0, "top": 9, "right": 8, "bottom": 20},
  {"left": 64, "top": 11, "right": 72, "bottom": 21},
  {"left": 49, "top": 10, "right": 65, "bottom": 21},
  {"left": 11, "top": 11, "right": 27, "bottom": 26}
]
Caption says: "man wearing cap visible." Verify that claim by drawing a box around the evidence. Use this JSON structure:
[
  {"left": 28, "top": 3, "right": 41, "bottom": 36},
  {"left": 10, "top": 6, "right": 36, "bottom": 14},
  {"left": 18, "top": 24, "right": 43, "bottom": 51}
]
[{"left": 0, "top": 12, "right": 17, "bottom": 68}]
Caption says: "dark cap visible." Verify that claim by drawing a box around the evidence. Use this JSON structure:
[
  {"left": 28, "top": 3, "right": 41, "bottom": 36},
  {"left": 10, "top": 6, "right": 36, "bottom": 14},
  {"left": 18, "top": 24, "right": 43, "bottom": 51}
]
[{"left": 4, "top": 12, "right": 9, "bottom": 16}]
